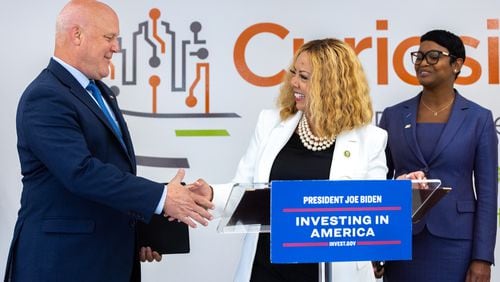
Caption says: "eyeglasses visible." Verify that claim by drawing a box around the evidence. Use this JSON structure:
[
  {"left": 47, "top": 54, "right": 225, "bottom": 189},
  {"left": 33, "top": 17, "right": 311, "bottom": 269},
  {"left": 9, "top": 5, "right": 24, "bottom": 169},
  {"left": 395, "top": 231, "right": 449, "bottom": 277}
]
[{"left": 410, "top": 50, "right": 455, "bottom": 65}]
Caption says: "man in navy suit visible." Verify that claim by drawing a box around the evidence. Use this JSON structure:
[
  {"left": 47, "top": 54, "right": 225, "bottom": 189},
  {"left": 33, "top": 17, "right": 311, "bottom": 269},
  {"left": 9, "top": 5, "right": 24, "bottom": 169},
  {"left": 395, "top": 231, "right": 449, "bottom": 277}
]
[{"left": 4, "top": 1, "right": 213, "bottom": 281}]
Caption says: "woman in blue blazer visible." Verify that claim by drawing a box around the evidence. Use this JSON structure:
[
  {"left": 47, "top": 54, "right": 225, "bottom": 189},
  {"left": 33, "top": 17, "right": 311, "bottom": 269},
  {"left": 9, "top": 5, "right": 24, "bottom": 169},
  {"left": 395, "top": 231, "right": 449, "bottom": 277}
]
[{"left": 379, "top": 30, "right": 498, "bottom": 281}]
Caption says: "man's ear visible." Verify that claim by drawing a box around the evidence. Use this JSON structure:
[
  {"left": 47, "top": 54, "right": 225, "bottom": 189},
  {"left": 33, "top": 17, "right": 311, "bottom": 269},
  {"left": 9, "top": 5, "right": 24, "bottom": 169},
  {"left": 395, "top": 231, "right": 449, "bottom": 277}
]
[{"left": 70, "top": 25, "right": 82, "bottom": 46}]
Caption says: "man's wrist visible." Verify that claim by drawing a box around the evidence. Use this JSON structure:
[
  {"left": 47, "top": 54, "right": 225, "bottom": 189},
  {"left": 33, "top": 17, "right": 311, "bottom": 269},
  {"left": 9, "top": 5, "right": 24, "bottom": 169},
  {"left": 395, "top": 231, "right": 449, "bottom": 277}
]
[{"left": 155, "top": 186, "right": 168, "bottom": 215}]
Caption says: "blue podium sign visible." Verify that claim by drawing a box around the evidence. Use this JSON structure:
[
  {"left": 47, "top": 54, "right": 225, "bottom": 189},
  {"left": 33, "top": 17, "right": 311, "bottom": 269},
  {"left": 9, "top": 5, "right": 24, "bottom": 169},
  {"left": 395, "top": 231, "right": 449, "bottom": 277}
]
[{"left": 270, "top": 180, "right": 412, "bottom": 263}]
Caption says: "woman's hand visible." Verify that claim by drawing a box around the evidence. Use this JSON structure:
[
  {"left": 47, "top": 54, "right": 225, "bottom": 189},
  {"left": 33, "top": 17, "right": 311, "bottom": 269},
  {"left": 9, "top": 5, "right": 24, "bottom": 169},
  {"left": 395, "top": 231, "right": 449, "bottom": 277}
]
[
  {"left": 187, "top": 178, "right": 214, "bottom": 203},
  {"left": 397, "top": 171, "right": 426, "bottom": 180},
  {"left": 397, "top": 171, "right": 428, "bottom": 189}
]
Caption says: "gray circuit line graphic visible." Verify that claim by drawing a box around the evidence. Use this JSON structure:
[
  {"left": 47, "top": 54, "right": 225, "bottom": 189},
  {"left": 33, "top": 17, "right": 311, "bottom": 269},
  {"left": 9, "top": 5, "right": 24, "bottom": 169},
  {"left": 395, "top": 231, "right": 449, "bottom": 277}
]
[
  {"left": 111, "top": 8, "right": 240, "bottom": 168},
  {"left": 117, "top": 22, "right": 158, "bottom": 85},
  {"left": 135, "top": 156, "right": 189, "bottom": 168},
  {"left": 117, "top": 20, "right": 207, "bottom": 91},
  {"left": 122, "top": 110, "right": 240, "bottom": 118}
]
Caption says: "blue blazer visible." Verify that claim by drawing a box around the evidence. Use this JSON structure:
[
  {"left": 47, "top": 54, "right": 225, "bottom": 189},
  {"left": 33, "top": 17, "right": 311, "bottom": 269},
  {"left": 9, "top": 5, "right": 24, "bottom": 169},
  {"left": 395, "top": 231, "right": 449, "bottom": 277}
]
[
  {"left": 379, "top": 92, "right": 498, "bottom": 264},
  {"left": 5, "top": 59, "right": 164, "bottom": 282}
]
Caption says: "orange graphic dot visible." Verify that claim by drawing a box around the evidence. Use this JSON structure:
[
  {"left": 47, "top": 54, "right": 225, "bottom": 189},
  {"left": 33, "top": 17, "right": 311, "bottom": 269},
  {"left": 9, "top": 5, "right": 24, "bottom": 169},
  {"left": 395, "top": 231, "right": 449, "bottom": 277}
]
[
  {"left": 376, "top": 19, "right": 388, "bottom": 30},
  {"left": 149, "top": 75, "right": 160, "bottom": 87},
  {"left": 487, "top": 19, "right": 499, "bottom": 30},
  {"left": 149, "top": 8, "right": 161, "bottom": 20},
  {"left": 185, "top": 96, "right": 197, "bottom": 107}
]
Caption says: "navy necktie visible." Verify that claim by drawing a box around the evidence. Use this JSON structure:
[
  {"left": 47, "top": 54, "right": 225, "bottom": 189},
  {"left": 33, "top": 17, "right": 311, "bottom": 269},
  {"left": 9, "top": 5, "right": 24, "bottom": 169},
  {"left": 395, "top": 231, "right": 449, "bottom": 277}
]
[{"left": 86, "top": 81, "right": 125, "bottom": 147}]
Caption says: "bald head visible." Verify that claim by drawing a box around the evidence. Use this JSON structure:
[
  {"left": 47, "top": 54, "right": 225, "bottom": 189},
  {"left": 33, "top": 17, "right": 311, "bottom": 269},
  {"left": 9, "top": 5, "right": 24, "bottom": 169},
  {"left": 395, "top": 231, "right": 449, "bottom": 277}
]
[{"left": 54, "top": 0, "right": 120, "bottom": 79}]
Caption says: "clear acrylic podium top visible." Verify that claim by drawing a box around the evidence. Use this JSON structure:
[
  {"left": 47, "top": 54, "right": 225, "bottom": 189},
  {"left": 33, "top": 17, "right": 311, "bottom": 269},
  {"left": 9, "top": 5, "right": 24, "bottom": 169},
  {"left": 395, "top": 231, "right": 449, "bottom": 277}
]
[{"left": 217, "top": 180, "right": 451, "bottom": 233}]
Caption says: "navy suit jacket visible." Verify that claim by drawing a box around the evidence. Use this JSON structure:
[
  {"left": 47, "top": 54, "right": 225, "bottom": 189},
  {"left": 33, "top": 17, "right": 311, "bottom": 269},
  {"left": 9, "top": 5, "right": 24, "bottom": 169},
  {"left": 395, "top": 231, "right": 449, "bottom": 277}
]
[
  {"left": 379, "top": 92, "right": 498, "bottom": 264},
  {"left": 5, "top": 59, "right": 164, "bottom": 282}
]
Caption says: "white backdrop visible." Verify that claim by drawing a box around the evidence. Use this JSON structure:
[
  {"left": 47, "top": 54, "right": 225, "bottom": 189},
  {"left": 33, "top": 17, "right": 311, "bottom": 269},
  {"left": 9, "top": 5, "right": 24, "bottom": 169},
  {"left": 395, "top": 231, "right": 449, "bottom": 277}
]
[{"left": 1, "top": 1, "right": 499, "bottom": 281}]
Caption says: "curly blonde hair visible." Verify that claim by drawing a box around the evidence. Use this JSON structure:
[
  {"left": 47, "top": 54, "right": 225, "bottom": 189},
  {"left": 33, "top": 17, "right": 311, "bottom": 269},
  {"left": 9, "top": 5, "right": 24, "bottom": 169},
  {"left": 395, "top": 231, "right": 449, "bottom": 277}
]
[{"left": 277, "top": 38, "right": 373, "bottom": 138}]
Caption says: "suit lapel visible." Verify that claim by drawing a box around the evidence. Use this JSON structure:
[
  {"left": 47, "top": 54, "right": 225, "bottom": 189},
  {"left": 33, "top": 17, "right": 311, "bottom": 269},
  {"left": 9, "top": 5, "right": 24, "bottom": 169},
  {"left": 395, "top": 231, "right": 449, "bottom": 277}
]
[
  {"left": 47, "top": 60, "right": 135, "bottom": 168},
  {"left": 95, "top": 81, "right": 136, "bottom": 166},
  {"left": 402, "top": 94, "right": 427, "bottom": 166},
  {"left": 255, "top": 112, "right": 302, "bottom": 182},
  {"left": 48, "top": 61, "right": 111, "bottom": 131},
  {"left": 427, "top": 92, "right": 468, "bottom": 164},
  {"left": 330, "top": 130, "right": 360, "bottom": 179}
]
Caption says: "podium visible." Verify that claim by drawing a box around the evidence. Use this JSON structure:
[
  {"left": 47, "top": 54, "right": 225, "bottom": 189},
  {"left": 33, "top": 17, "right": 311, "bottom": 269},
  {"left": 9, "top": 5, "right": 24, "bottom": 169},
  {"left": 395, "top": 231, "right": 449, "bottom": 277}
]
[
  {"left": 218, "top": 180, "right": 450, "bottom": 281},
  {"left": 409, "top": 179, "right": 451, "bottom": 223}
]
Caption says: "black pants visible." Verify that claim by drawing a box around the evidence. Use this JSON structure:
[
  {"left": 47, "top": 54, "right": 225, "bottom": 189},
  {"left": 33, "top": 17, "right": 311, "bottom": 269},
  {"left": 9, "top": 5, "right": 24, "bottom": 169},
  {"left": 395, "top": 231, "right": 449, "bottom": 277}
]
[{"left": 250, "top": 233, "right": 318, "bottom": 282}]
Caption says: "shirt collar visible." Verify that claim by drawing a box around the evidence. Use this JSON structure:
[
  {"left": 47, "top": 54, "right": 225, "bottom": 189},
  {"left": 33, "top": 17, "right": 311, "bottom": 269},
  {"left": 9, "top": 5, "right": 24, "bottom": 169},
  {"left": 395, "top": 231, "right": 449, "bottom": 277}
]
[{"left": 52, "top": 56, "right": 90, "bottom": 88}]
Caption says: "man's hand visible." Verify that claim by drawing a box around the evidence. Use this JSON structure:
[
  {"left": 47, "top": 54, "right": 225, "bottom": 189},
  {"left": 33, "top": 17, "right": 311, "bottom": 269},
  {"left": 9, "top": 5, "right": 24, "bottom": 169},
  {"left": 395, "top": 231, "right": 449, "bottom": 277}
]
[
  {"left": 139, "top": 247, "right": 162, "bottom": 262},
  {"left": 163, "top": 169, "right": 213, "bottom": 228}
]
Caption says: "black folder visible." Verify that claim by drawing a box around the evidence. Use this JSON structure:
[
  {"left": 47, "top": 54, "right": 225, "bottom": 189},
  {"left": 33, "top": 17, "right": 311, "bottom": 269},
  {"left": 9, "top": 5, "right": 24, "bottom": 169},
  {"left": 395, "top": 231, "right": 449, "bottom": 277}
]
[{"left": 136, "top": 214, "right": 190, "bottom": 254}]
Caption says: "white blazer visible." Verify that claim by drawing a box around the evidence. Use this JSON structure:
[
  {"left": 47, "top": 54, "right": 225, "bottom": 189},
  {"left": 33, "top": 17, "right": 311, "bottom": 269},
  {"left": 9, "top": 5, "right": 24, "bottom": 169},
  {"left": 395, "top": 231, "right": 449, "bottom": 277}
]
[{"left": 214, "top": 109, "right": 388, "bottom": 282}]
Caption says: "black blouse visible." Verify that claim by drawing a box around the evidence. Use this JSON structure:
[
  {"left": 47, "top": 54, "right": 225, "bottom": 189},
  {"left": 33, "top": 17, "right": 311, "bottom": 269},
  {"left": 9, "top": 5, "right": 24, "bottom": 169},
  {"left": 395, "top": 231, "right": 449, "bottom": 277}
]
[
  {"left": 250, "top": 132, "right": 335, "bottom": 282},
  {"left": 270, "top": 132, "right": 334, "bottom": 181}
]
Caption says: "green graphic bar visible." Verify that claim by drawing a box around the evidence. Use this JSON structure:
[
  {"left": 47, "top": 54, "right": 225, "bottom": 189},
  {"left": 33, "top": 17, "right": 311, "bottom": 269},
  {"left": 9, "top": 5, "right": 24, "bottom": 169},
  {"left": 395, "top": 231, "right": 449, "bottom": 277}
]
[{"left": 175, "top": 129, "right": 230, "bottom": 137}]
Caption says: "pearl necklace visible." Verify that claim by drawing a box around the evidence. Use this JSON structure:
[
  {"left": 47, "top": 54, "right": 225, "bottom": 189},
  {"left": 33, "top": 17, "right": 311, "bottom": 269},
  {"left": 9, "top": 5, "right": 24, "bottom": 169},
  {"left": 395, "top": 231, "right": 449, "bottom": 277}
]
[{"left": 297, "top": 117, "right": 335, "bottom": 151}]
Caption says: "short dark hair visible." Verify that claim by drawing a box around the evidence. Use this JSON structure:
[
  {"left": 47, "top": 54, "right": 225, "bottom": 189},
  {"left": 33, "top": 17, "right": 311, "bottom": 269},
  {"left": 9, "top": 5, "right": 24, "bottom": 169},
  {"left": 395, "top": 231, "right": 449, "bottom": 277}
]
[{"left": 421, "top": 29, "right": 465, "bottom": 63}]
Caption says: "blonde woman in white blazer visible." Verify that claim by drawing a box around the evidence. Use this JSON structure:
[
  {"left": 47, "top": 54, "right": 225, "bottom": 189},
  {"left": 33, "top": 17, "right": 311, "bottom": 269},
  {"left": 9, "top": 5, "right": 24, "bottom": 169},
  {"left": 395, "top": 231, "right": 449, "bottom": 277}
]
[{"left": 209, "top": 39, "right": 388, "bottom": 282}]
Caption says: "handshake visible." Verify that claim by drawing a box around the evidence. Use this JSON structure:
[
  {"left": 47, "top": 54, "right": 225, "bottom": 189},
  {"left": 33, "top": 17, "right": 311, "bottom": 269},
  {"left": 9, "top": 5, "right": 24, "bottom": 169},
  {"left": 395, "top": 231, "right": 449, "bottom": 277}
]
[
  {"left": 141, "top": 168, "right": 215, "bottom": 262},
  {"left": 163, "top": 168, "right": 215, "bottom": 228}
]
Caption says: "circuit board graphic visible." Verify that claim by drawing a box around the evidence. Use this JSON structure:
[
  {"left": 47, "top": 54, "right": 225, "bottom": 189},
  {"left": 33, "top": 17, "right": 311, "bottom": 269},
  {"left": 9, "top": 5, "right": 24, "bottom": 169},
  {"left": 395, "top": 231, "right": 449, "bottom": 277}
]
[{"left": 107, "top": 8, "right": 240, "bottom": 168}]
